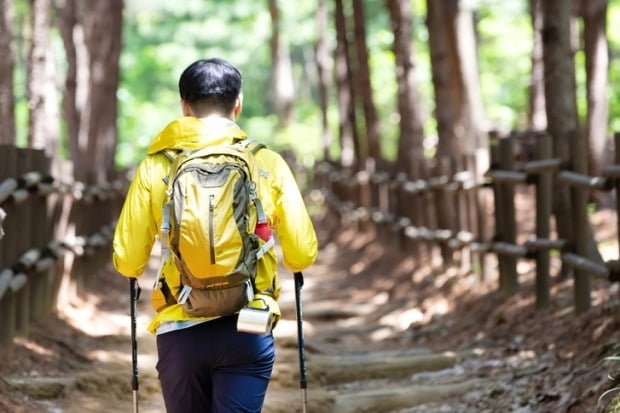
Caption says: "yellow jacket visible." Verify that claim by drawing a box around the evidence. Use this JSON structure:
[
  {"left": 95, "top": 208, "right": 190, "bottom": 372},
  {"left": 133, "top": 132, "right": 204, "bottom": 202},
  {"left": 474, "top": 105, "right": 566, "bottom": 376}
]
[{"left": 112, "top": 116, "right": 318, "bottom": 334}]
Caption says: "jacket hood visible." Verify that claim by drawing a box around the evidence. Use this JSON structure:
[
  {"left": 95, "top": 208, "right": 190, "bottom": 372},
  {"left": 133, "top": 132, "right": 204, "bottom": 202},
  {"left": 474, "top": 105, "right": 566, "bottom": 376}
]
[{"left": 147, "top": 116, "right": 248, "bottom": 155}]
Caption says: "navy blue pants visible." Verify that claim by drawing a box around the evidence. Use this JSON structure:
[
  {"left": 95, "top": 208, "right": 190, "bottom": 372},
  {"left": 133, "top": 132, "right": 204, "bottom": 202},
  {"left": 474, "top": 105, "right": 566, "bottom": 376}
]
[{"left": 156, "top": 315, "right": 275, "bottom": 413}]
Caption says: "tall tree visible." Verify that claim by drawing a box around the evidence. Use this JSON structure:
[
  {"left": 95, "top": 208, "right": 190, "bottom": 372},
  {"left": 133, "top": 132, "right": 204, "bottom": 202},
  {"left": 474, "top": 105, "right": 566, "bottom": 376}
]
[
  {"left": 27, "top": 0, "right": 60, "bottom": 157},
  {"left": 0, "top": 0, "right": 16, "bottom": 145},
  {"left": 541, "top": 0, "right": 579, "bottom": 246},
  {"left": 352, "top": 0, "right": 380, "bottom": 163},
  {"left": 268, "top": 0, "right": 295, "bottom": 128},
  {"left": 386, "top": 0, "right": 425, "bottom": 172},
  {"left": 334, "top": 0, "right": 358, "bottom": 168},
  {"left": 81, "top": 0, "right": 123, "bottom": 182},
  {"left": 542, "top": 0, "right": 602, "bottom": 296},
  {"left": 580, "top": 0, "right": 609, "bottom": 179},
  {"left": 426, "top": 0, "right": 486, "bottom": 158},
  {"left": 315, "top": 0, "right": 332, "bottom": 161},
  {"left": 56, "top": 0, "right": 87, "bottom": 175},
  {"left": 528, "top": 0, "right": 547, "bottom": 131}
]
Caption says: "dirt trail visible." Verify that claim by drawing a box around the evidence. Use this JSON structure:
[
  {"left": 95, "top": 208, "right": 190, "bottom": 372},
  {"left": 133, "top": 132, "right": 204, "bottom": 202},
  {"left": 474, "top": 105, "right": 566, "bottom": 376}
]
[{"left": 2, "top": 211, "right": 620, "bottom": 412}]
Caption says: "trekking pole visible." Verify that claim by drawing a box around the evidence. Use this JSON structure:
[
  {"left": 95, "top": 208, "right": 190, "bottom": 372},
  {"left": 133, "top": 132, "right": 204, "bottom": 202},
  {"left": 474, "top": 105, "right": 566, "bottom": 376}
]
[
  {"left": 129, "top": 277, "right": 141, "bottom": 413},
  {"left": 294, "top": 272, "right": 308, "bottom": 413}
]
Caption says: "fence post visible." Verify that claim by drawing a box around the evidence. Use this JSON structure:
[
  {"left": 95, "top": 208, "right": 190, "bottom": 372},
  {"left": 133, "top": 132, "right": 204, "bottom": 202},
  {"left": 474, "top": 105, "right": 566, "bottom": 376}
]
[
  {"left": 435, "top": 156, "right": 455, "bottom": 266},
  {"left": 490, "top": 134, "right": 519, "bottom": 295},
  {"left": 455, "top": 155, "right": 471, "bottom": 273},
  {"left": 534, "top": 134, "right": 552, "bottom": 308},
  {"left": 500, "top": 135, "right": 519, "bottom": 294},
  {"left": 50, "top": 160, "right": 73, "bottom": 310},
  {"left": 473, "top": 148, "right": 492, "bottom": 282},
  {"left": 489, "top": 135, "right": 503, "bottom": 288},
  {"left": 358, "top": 161, "right": 373, "bottom": 232},
  {"left": 569, "top": 129, "right": 591, "bottom": 313},
  {"left": 389, "top": 171, "right": 406, "bottom": 251},
  {"left": 30, "top": 150, "right": 51, "bottom": 321},
  {"left": 377, "top": 170, "right": 392, "bottom": 242},
  {"left": 0, "top": 145, "right": 17, "bottom": 347},
  {"left": 407, "top": 158, "right": 427, "bottom": 262},
  {"left": 14, "top": 148, "right": 32, "bottom": 335},
  {"left": 421, "top": 160, "right": 441, "bottom": 267}
]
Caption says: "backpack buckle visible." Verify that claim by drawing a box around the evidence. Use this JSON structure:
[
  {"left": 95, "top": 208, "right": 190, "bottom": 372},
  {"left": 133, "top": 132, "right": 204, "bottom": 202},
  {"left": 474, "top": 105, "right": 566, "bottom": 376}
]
[{"left": 177, "top": 285, "right": 192, "bottom": 305}]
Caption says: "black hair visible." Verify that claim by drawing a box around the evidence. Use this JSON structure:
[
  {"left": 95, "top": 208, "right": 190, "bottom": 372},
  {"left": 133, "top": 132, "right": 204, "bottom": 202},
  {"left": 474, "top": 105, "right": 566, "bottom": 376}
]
[{"left": 178, "top": 58, "right": 242, "bottom": 116}]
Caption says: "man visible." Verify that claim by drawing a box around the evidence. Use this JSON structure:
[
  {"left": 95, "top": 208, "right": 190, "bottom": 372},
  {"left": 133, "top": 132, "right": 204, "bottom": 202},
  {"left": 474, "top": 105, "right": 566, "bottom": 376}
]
[{"left": 113, "top": 58, "right": 318, "bottom": 412}]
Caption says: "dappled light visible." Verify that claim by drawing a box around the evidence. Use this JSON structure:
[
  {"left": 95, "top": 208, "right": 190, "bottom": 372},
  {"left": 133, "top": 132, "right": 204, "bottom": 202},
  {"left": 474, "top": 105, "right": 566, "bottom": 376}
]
[
  {"left": 13, "top": 337, "right": 56, "bottom": 359},
  {"left": 2, "top": 0, "right": 620, "bottom": 412}
]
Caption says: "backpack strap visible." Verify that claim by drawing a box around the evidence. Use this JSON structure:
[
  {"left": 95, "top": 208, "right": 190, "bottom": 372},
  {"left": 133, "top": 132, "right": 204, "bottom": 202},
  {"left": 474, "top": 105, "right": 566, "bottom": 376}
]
[
  {"left": 153, "top": 198, "right": 174, "bottom": 296},
  {"left": 154, "top": 149, "right": 179, "bottom": 306},
  {"left": 235, "top": 139, "right": 274, "bottom": 260},
  {"left": 160, "top": 149, "right": 181, "bottom": 185},
  {"left": 256, "top": 235, "right": 275, "bottom": 260},
  {"left": 236, "top": 138, "right": 266, "bottom": 154},
  {"left": 161, "top": 149, "right": 177, "bottom": 162}
]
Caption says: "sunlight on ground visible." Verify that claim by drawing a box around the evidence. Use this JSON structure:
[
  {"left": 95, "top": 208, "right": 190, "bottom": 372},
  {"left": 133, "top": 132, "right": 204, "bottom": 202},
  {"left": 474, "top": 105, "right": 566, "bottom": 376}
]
[
  {"left": 369, "top": 327, "right": 396, "bottom": 341},
  {"left": 420, "top": 298, "right": 450, "bottom": 320},
  {"left": 88, "top": 349, "right": 131, "bottom": 364},
  {"left": 369, "top": 291, "right": 389, "bottom": 305},
  {"left": 379, "top": 306, "right": 425, "bottom": 331},
  {"left": 273, "top": 319, "right": 315, "bottom": 339},
  {"left": 60, "top": 295, "right": 150, "bottom": 338},
  {"left": 600, "top": 240, "right": 619, "bottom": 261},
  {"left": 13, "top": 337, "right": 56, "bottom": 358}
]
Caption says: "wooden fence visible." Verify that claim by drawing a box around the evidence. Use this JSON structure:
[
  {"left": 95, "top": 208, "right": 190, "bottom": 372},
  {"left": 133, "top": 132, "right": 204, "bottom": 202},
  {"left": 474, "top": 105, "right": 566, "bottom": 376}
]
[
  {"left": 0, "top": 145, "right": 127, "bottom": 347},
  {"left": 315, "top": 131, "right": 620, "bottom": 314}
]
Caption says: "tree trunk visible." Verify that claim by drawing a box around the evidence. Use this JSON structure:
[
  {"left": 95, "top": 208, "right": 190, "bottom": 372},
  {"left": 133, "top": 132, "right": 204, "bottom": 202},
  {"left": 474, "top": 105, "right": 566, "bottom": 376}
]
[
  {"left": 386, "top": 0, "right": 425, "bottom": 173},
  {"left": 0, "top": 0, "right": 16, "bottom": 145},
  {"left": 541, "top": 0, "right": 579, "bottom": 260},
  {"left": 528, "top": 0, "right": 547, "bottom": 131},
  {"left": 426, "top": 0, "right": 485, "bottom": 158},
  {"left": 55, "top": 0, "right": 85, "bottom": 175},
  {"left": 352, "top": 0, "right": 380, "bottom": 163},
  {"left": 81, "top": 0, "right": 123, "bottom": 183},
  {"left": 580, "top": 0, "right": 608, "bottom": 179},
  {"left": 315, "top": 0, "right": 332, "bottom": 161},
  {"left": 334, "top": 0, "right": 358, "bottom": 168},
  {"left": 27, "top": 0, "right": 60, "bottom": 158},
  {"left": 268, "top": 0, "right": 295, "bottom": 128}
]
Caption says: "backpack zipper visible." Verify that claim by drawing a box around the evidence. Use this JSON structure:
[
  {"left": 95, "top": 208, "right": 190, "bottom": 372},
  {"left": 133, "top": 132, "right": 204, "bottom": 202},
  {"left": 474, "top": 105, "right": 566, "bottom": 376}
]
[{"left": 209, "top": 194, "right": 216, "bottom": 264}]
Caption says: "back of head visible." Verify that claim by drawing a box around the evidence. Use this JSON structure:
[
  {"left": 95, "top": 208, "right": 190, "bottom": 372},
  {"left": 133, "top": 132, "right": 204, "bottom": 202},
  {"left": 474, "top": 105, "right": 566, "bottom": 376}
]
[{"left": 178, "top": 58, "right": 242, "bottom": 117}]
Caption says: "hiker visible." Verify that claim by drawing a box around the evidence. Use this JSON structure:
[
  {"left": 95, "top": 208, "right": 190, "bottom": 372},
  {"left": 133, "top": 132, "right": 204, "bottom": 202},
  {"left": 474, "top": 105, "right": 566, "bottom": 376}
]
[{"left": 112, "top": 57, "right": 318, "bottom": 412}]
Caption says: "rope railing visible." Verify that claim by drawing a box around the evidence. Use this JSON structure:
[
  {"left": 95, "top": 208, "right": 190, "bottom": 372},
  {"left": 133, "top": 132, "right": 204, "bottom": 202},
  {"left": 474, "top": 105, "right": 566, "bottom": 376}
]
[
  {"left": 0, "top": 146, "right": 128, "bottom": 346},
  {"left": 315, "top": 131, "right": 620, "bottom": 314}
]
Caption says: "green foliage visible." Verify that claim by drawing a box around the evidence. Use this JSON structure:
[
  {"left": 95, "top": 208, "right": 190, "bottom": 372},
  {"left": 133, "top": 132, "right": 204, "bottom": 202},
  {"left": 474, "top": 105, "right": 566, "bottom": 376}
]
[
  {"left": 6, "top": 0, "right": 620, "bottom": 169},
  {"left": 115, "top": 0, "right": 620, "bottom": 170},
  {"left": 476, "top": 1, "right": 532, "bottom": 130},
  {"left": 11, "top": 0, "right": 31, "bottom": 146},
  {"left": 118, "top": 0, "right": 322, "bottom": 168},
  {"left": 368, "top": 26, "right": 399, "bottom": 161},
  {"left": 609, "top": 4, "right": 620, "bottom": 135}
]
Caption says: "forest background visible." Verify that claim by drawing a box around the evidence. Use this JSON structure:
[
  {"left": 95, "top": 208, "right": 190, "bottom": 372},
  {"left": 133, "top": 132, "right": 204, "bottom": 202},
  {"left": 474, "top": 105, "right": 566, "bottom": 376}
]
[
  {"left": 2, "top": 2, "right": 620, "bottom": 411},
  {"left": 0, "top": 0, "right": 619, "bottom": 184}
]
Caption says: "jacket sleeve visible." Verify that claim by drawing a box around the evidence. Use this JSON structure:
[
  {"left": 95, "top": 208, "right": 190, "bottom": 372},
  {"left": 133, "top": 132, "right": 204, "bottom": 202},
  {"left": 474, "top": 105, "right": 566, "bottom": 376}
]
[
  {"left": 112, "top": 159, "right": 158, "bottom": 277},
  {"left": 271, "top": 154, "right": 318, "bottom": 272}
]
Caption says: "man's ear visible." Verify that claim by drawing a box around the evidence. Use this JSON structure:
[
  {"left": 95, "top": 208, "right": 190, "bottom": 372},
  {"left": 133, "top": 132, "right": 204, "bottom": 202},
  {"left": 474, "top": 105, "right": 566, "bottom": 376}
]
[
  {"left": 181, "top": 99, "right": 193, "bottom": 116},
  {"left": 233, "top": 94, "right": 243, "bottom": 118}
]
